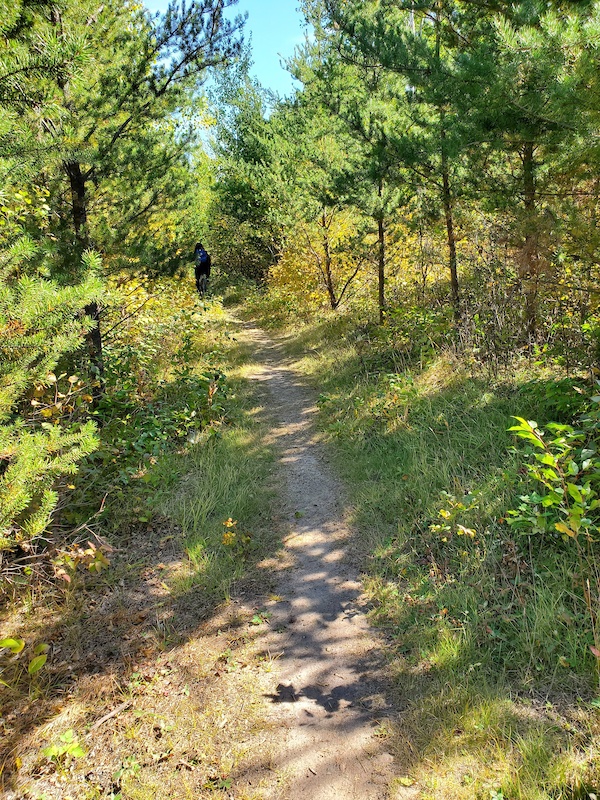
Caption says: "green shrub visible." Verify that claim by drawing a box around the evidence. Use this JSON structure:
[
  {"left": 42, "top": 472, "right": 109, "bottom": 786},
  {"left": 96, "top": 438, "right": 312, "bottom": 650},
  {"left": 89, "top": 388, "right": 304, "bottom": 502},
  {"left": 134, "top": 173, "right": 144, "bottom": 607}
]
[{"left": 0, "top": 194, "right": 101, "bottom": 555}]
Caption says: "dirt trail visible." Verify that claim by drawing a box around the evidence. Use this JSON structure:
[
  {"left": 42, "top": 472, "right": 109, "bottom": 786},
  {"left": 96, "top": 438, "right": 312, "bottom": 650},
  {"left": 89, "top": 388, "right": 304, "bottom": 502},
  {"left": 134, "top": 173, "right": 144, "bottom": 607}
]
[{"left": 242, "top": 324, "right": 400, "bottom": 800}]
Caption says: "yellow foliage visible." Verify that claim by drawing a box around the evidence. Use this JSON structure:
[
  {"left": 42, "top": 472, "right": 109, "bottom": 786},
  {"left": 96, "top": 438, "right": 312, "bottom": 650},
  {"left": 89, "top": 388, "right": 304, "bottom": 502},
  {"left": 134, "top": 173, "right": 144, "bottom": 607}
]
[{"left": 271, "top": 207, "right": 366, "bottom": 309}]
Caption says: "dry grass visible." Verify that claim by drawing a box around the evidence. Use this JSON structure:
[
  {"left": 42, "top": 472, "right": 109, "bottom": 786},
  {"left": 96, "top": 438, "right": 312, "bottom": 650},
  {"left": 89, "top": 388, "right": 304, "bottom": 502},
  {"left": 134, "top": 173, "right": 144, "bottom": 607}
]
[{"left": 0, "top": 299, "right": 286, "bottom": 800}]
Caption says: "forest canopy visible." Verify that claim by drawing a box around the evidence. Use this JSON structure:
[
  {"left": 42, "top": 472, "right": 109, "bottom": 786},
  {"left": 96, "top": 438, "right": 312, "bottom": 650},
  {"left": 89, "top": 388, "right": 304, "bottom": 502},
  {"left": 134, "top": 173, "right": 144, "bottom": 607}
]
[{"left": 209, "top": 0, "right": 600, "bottom": 368}]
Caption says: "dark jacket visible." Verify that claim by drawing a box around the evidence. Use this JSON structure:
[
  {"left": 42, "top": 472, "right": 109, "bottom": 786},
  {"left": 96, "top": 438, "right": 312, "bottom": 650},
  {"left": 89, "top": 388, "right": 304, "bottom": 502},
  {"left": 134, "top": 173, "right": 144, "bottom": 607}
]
[{"left": 194, "top": 245, "right": 211, "bottom": 276}]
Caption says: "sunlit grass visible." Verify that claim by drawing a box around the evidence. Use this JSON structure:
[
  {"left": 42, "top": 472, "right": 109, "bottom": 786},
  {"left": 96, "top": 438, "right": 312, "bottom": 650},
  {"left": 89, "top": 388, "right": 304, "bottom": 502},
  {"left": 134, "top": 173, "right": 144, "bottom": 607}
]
[
  {"left": 2, "top": 292, "right": 287, "bottom": 800},
  {"left": 262, "top": 309, "right": 600, "bottom": 799},
  {"left": 153, "top": 358, "right": 278, "bottom": 608}
]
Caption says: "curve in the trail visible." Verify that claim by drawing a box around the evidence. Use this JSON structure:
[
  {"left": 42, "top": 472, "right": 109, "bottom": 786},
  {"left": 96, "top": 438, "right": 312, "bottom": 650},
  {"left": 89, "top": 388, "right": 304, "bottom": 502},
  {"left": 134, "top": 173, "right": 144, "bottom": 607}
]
[{"left": 244, "top": 325, "right": 400, "bottom": 800}]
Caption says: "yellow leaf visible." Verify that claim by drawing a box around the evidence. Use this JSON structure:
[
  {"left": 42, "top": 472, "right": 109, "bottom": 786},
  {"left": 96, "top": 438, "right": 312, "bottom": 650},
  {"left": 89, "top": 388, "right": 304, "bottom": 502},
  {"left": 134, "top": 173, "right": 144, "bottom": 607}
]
[
  {"left": 0, "top": 637, "right": 25, "bottom": 653},
  {"left": 555, "top": 521, "right": 577, "bottom": 538}
]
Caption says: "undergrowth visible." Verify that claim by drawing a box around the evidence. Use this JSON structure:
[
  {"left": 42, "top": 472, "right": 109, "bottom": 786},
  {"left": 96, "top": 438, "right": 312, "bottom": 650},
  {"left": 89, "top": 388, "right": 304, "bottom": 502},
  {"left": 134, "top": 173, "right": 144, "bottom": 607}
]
[
  {"left": 0, "top": 278, "right": 281, "bottom": 799},
  {"left": 251, "top": 300, "right": 600, "bottom": 800},
  {"left": 3, "top": 275, "right": 278, "bottom": 611}
]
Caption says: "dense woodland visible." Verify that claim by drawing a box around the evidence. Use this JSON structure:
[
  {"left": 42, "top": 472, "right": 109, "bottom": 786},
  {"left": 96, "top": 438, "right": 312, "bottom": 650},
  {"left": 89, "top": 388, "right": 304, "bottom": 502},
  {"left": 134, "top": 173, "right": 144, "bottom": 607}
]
[
  {"left": 5, "top": 0, "right": 600, "bottom": 797},
  {"left": 214, "top": 0, "right": 600, "bottom": 350}
]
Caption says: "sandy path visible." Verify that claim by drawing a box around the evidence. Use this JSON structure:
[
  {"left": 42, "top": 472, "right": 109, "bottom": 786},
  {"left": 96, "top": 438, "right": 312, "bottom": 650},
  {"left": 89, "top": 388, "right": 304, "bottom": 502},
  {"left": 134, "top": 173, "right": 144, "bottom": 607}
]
[{"left": 242, "top": 324, "right": 399, "bottom": 800}]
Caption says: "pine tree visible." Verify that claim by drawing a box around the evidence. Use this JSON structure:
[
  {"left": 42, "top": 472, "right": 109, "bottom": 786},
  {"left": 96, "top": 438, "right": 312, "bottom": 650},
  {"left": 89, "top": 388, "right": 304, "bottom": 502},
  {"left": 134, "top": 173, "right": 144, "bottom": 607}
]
[
  {"left": 291, "top": 13, "right": 417, "bottom": 322},
  {"left": 0, "top": 192, "right": 100, "bottom": 552},
  {"left": 303, "top": 0, "right": 468, "bottom": 322},
  {"left": 2, "top": 0, "right": 245, "bottom": 381},
  {"left": 209, "top": 71, "right": 283, "bottom": 280}
]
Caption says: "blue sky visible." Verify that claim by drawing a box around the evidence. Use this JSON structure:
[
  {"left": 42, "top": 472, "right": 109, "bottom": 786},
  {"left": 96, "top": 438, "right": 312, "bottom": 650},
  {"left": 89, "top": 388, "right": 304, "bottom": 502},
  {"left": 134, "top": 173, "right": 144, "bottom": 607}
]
[{"left": 143, "top": 0, "right": 307, "bottom": 96}]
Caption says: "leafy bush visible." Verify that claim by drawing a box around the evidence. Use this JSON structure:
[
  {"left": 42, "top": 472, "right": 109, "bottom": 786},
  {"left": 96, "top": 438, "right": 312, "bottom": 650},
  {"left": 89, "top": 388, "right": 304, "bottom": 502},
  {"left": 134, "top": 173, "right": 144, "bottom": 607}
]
[
  {"left": 507, "top": 399, "right": 600, "bottom": 543},
  {"left": 508, "top": 393, "right": 600, "bottom": 670},
  {"left": 63, "top": 278, "right": 230, "bottom": 529},
  {"left": 515, "top": 377, "right": 590, "bottom": 423}
]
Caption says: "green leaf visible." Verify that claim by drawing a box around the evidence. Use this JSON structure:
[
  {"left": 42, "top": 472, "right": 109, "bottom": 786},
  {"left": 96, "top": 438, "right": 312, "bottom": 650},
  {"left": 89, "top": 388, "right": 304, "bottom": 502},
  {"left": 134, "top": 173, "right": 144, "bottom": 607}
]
[
  {"left": 28, "top": 654, "right": 47, "bottom": 674},
  {"left": 541, "top": 493, "right": 560, "bottom": 507},
  {"left": 41, "top": 744, "right": 60, "bottom": 759},
  {"left": 536, "top": 453, "right": 557, "bottom": 467},
  {"left": 0, "top": 638, "right": 25, "bottom": 654},
  {"left": 567, "top": 483, "right": 583, "bottom": 503}
]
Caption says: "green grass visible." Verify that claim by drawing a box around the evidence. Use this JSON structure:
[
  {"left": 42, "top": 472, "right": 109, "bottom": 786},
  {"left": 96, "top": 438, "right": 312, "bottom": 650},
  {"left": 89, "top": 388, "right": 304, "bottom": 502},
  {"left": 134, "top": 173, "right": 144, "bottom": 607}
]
[
  {"left": 157, "top": 424, "right": 277, "bottom": 605},
  {"left": 137, "top": 298, "right": 280, "bottom": 610},
  {"left": 255, "top": 306, "right": 600, "bottom": 800}
]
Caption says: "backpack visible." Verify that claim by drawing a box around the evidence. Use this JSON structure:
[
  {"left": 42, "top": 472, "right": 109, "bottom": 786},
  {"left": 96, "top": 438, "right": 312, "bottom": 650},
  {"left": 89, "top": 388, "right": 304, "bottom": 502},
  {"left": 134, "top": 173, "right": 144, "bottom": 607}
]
[{"left": 195, "top": 247, "right": 209, "bottom": 268}]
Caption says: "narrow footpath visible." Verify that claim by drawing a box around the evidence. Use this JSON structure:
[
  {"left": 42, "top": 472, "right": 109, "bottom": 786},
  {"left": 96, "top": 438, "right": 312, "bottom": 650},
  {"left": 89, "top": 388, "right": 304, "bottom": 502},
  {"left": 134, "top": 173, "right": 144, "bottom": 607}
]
[{"left": 243, "top": 324, "right": 401, "bottom": 800}]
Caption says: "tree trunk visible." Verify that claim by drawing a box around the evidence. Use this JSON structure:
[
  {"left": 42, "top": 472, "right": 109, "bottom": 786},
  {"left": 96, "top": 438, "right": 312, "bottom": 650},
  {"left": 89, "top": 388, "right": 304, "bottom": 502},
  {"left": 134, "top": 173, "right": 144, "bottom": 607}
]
[
  {"left": 440, "top": 124, "right": 460, "bottom": 322},
  {"left": 321, "top": 210, "right": 339, "bottom": 310},
  {"left": 435, "top": 8, "right": 460, "bottom": 324},
  {"left": 65, "top": 160, "right": 104, "bottom": 394},
  {"left": 521, "top": 139, "right": 538, "bottom": 341},
  {"left": 65, "top": 161, "right": 88, "bottom": 240},
  {"left": 377, "top": 179, "right": 386, "bottom": 325},
  {"left": 377, "top": 215, "right": 386, "bottom": 324},
  {"left": 51, "top": 6, "right": 103, "bottom": 394}
]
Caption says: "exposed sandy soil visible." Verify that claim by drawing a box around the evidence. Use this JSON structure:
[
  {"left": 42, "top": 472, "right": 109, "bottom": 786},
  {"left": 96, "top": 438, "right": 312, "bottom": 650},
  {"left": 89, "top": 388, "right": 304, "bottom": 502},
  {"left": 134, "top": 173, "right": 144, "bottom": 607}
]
[{"left": 242, "top": 324, "right": 401, "bottom": 799}]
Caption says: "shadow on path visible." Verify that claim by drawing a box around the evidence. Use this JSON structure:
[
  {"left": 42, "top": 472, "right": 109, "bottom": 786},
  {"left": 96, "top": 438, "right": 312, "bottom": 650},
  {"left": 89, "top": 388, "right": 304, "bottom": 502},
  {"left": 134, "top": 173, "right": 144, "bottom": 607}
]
[{"left": 242, "top": 325, "right": 400, "bottom": 800}]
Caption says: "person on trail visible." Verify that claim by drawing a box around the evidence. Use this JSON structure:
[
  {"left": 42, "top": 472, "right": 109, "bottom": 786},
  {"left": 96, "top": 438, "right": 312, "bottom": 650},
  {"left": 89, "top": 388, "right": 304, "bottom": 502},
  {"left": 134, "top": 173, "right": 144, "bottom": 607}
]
[{"left": 193, "top": 241, "right": 211, "bottom": 295}]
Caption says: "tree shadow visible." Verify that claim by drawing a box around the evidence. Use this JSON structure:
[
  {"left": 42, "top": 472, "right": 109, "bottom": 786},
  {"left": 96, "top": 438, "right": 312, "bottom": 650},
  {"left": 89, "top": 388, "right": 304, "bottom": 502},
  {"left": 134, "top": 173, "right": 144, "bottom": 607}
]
[
  {"left": 323, "top": 367, "right": 600, "bottom": 794},
  {"left": 265, "top": 316, "right": 600, "bottom": 795},
  {"left": 0, "top": 328, "right": 287, "bottom": 793}
]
